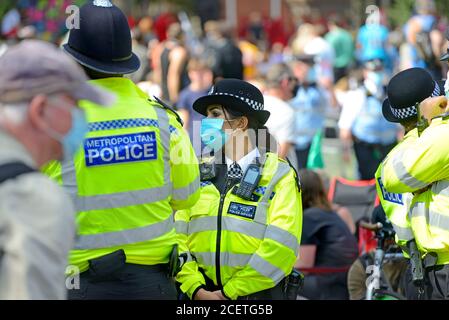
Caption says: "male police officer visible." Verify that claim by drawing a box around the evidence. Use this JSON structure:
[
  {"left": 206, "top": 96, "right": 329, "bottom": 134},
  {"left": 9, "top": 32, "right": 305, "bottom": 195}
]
[
  {"left": 376, "top": 68, "right": 446, "bottom": 299},
  {"left": 44, "top": 0, "right": 200, "bottom": 299},
  {"left": 381, "top": 66, "right": 449, "bottom": 298}
]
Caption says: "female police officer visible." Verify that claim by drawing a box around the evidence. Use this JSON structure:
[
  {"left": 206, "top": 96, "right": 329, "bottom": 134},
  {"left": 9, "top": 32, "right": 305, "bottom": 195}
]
[{"left": 175, "top": 79, "right": 303, "bottom": 300}]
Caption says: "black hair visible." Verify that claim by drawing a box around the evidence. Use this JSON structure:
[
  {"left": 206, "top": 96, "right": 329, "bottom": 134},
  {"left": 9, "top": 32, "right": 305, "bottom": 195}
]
[
  {"left": 223, "top": 107, "right": 276, "bottom": 153},
  {"left": 81, "top": 65, "right": 123, "bottom": 80},
  {"left": 399, "top": 116, "right": 418, "bottom": 134},
  {"left": 298, "top": 169, "right": 332, "bottom": 211}
]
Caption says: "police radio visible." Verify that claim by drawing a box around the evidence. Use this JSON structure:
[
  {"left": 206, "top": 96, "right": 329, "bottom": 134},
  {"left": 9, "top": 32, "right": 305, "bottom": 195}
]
[
  {"left": 233, "top": 163, "right": 262, "bottom": 201},
  {"left": 199, "top": 158, "right": 216, "bottom": 181},
  {"left": 416, "top": 102, "right": 429, "bottom": 137}
]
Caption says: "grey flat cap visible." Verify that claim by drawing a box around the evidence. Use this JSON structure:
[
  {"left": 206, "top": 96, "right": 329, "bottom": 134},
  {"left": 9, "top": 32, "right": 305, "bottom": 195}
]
[{"left": 0, "top": 40, "right": 115, "bottom": 105}]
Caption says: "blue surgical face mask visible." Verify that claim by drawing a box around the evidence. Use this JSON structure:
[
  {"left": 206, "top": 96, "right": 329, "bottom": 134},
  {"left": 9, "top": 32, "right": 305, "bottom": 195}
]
[
  {"left": 62, "top": 108, "right": 89, "bottom": 158},
  {"left": 200, "top": 118, "right": 228, "bottom": 152},
  {"left": 46, "top": 107, "right": 88, "bottom": 159}
]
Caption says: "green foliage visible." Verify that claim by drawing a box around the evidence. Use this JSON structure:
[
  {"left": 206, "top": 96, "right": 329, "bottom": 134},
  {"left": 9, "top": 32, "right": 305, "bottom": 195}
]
[
  {"left": 435, "top": 0, "right": 449, "bottom": 19},
  {"left": 0, "top": 0, "right": 15, "bottom": 21},
  {"left": 388, "top": 0, "right": 449, "bottom": 28},
  {"left": 387, "top": 0, "right": 415, "bottom": 28},
  {"left": 133, "top": 0, "right": 194, "bottom": 12}
]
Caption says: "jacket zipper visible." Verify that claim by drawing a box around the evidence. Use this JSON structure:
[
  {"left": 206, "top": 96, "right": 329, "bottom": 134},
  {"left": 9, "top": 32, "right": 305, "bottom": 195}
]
[{"left": 215, "top": 178, "right": 232, "bottom": 289}]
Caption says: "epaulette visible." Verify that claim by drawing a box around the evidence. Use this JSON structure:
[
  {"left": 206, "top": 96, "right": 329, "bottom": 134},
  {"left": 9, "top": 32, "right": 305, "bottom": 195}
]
[
  {"left": 285, "top": 157, "right": 301, "bottom": 193},
  {"left": 150, "top": 96, "right": 184, "bottom": 127}
]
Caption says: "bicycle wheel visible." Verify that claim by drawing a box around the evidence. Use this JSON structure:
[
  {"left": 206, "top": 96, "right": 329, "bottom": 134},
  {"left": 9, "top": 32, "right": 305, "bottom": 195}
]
[{"left": 373, "top": 290, "right": 405, "bottom": 300}]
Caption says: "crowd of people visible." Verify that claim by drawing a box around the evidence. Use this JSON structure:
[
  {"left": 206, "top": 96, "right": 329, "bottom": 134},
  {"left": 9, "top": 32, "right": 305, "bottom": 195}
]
[{"left": 0, "top": 0, "right": 449, "bottom": 301}]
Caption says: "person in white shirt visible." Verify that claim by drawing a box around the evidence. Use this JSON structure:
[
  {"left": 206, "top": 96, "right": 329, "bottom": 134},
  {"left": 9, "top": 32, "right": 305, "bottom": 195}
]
[{"left": 261, "top": 63, "right": 298, "bottom": 168}]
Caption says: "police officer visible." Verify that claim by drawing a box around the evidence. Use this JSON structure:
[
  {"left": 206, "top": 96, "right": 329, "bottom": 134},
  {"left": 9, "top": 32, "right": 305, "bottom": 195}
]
[
  {"left": 381, "top": 65, "right": 449, "bottom": 299},
  {"left": 377, "top": 68, "right": 445, "bottom": 254},
  {"left": 44, "top": 0, "right": 200, "bottom": 299},
  {"left": 175, "top": 79, "right": 303, "bottom": 300},
  {"left": 375, "top": 68, "right": 446, "bottom": 299}
]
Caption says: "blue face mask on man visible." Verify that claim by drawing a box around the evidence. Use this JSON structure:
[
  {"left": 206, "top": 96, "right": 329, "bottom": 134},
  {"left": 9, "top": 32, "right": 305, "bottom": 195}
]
[
  {"left": 62, "top": 108, "right": 89, "bottom": 158},
  {"left": 46, "top": 105, "right": 89, "bottom": 159}
]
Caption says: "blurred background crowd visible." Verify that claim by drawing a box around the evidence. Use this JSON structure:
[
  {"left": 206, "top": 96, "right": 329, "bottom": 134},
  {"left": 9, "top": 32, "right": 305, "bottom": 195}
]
[
  {"left": 2, "top": 0, "right": 448, "bottom": 180},
  {"left": 1, "top": 0, "right": 449, "bottom": 300}
]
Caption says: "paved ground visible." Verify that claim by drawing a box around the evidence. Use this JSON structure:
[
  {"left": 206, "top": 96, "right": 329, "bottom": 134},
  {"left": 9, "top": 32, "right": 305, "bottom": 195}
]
[
  {"left": 322, "top": 137, "right": 358, "bottom": 180},
  {"left": 320, "top": 114, "right": 359, "bottom": 181}
]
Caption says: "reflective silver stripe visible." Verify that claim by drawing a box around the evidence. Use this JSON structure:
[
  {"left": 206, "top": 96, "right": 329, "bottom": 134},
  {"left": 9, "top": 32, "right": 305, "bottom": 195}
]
[
  {"left": 173, "top": 176, "right": 200, "bottom": 201},
  {"left": 194, "top": 252, "right": 251, "bottom": 267},
  {"left": 429, "top": 209, "right": 449, "bottom": 231},
  {"left": 74, "top": 184, "right": 172, "bottom": 211},
  {"left": 61, "top": 159, "right": 78, "bottom": 202},
  {"left": 222, "top": 217, "right": 266, "bottom": 239},
  {"left": 265, "top": 225, "right": 299, "bottom": 254},
  {"left": 188, "top": 216, "right": 216, "bottom": 234},
  {"left": 249, "top": 254, "right": 286, "bottom": 283},
  {"left": 410, "top": 202, "right": 426, "bottom": 218},
  {"left": 154, "top": 107, "right": 171, "bottom": 186},
  {"left": 391, "top": 223, "right": 414, "bottom": 241},
  {"left": 254, "top": 162, "right": 291, "bottom": 224},
  {"left": 221, "top": 252, "right": 252, "bottom": 267},
  {"left": 410, "top": 202, "right": 449, "bottom": 231},
  {"left": 74, "top": 214, "right": 174, "bottom": 249},
  {"left": 188, "top": 216, "right": 297, "bottom": 252},
  {"left": 432, "top": 181, "right": 449, "bottom": 197},
  {"left": 175, "top": 220, "right": 188, "bottom": 235},
  {"left": 391, "top": 149, "right": 428, "bottom": 190},
  {"left": 188, "top": 216, "right": 266, "bottom": 238}
]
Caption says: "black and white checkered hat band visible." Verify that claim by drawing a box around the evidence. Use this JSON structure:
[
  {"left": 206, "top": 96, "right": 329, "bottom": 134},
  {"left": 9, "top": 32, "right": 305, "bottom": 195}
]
[
  {"left": 210, "top": 92, "right": 264, "bottom": 111},
  {"left": 390, "top": 81, "right": 441, "bottom": 120}
]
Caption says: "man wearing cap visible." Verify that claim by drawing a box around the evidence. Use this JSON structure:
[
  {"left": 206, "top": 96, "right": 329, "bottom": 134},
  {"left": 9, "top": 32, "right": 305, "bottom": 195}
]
[
  {"left": 381, "top": 67, "right": 449, "bottom": 299},
  {"left": 44, "top": 0, "right": 200, "bottom": 299},
  {"left": 0, "top": 40, "right": 113, "bottom": 299},
  {"left": 262, "top": 63, "right": 297, "bottom": 161}
]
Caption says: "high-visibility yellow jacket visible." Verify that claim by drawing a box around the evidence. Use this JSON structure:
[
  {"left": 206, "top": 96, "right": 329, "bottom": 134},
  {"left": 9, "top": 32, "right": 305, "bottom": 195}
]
[
  {"left": 175, "top": 153, "right": 302, "bottom": 300},
  {"left": 43, "top": 78, "right": 200, "bottom": 272},
  {"left": 375, "top": 164, "right": 414, "bottom": 255},
  {"left": 382, "top": 121, "right": 449, "bottom": 264}
]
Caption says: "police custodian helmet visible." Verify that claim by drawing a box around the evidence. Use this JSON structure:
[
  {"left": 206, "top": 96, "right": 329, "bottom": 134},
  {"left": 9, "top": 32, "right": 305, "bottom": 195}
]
[{"left": 63, "top": 0, "right": 140, "bottom": 75}]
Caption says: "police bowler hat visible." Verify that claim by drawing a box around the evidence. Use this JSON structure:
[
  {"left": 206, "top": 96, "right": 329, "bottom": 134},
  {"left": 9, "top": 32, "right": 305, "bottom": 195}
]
[
  {"left": 193, "top": 79, "right": 270, "bottom": 125},
  {"left": 63, "top": 0, "right": 140, "bottom": 75},
  {"left": 382, "top": 68, "right": 445, "bottom": 123}
]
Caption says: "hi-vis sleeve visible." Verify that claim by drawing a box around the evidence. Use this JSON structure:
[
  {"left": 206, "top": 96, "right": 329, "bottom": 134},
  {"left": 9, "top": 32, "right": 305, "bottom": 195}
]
[
  {"left": 174, "top": 208, "right": 206, "bottom": 299},
  {"left": 222, "top": 169, "right": 303, "bottom": 300},
  {"left": 168, "top": 116, "right": 200, "bottom": 211},
  {"left": 381, "top": 124, "right": 449, "bottom": 193}
]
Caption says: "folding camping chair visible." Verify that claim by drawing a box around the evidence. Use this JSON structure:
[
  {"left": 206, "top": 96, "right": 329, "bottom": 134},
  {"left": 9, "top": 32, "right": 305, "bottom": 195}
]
[{"left": 328, "top": 177, "right": 380, "bottom": 255}]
